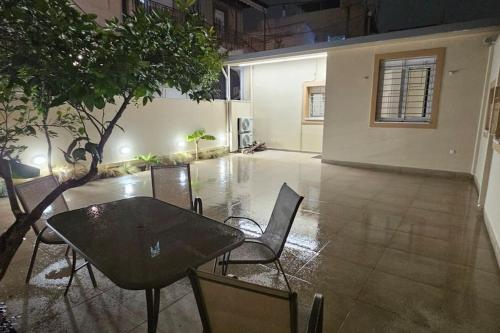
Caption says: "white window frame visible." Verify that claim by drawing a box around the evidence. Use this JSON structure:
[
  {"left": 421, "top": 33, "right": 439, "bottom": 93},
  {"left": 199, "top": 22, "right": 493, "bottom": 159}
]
[
  {"left": 303, "top": 81, "right": 326, "bottom": 124},
  {"left": 370, "top": 48, "right": 445, "bottom": 129}
]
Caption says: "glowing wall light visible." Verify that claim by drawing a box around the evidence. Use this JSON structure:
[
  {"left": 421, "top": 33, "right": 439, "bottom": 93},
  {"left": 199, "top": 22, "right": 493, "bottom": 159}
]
[
  {"left": 32, "top": 155, "right": 47, "bottom": 166},
  {"left": 177, "top": 140, "right": 186, "bottom": 148},
  {"left": 218, "top": 133, "right": 227, "bottom": 145},
  {"left": 119, "top": 146, "right": 131, "bottom": 155}
]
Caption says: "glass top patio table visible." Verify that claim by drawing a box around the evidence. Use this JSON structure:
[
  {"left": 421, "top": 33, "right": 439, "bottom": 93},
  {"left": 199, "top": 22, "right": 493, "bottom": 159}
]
[{"left": 47, "top": 196, "right": 244, "bottom": 332}]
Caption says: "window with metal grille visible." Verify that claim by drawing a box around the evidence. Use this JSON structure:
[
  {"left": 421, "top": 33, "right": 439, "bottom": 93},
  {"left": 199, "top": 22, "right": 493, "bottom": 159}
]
[
  {"left": 303, "top": 82, "right": 325, "bottom": 123},
  {"left": 377, "top": 56, "right": 436, "bottom": 122},
  {"left": 308, "top": 86, "right": 325, "bottom": 120},
  {"left": 371, "top": 48, "right": 445, "bottom": 128}
]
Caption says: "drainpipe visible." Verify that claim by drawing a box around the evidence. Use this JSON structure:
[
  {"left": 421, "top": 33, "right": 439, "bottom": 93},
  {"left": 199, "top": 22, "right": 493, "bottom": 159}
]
[
  {"left": 222, "top": 65, "right": 231, "bottom": 152},
  {"left": 263, "top": 13, "right": 267, "bottom": 50},
  {"left": 474, "top": 35, "right": 497, "bottom": 208},
  {"left": 366, "top": 10, "right": 372, "bottom": 35},
  {"left": 345, "top": 5, "right": 350, "bottom": 38}
]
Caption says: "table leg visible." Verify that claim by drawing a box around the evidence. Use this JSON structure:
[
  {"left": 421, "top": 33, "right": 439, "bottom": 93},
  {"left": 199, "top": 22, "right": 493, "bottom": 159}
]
[
  {"left": 64, "top": 249, "right": 77, "bottom": 296},
  {"left": 146, "top": 288, "right": 161, "bottom": 333}
]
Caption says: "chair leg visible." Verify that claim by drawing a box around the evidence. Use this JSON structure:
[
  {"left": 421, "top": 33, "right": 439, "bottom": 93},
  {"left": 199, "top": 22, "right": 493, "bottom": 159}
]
[
  {"left": 212, "top": 256, "right": 219, "bottom": 274},
  {"left": 273, "top": 261, "right": 281, "bottom": 273},
  {"left": 64, "top": 249, "right": 77, "bottom": 296},
  {"left": 64, "top": 245, "right": 70, "bottom": 257},
  {"left": 222, "top": 252, "right": 231, "bottom": 276},
  {"left": 86, "top": 262, "right": 98, "bottom": 288},
  {"left": 275, "top": 258, "right": 292, "bottom": 292},
  {"left": 25, "top": 237, "right": 42, "bottom": 284}
]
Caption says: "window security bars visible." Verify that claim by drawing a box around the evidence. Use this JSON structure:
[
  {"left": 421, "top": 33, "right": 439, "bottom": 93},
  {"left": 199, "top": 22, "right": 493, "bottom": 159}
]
[
  {"left": 307, "top": 86, "right": 325, "bottom": 120},
  {"left": 376, "top": 56, "right": 437, "bottom": 123}
]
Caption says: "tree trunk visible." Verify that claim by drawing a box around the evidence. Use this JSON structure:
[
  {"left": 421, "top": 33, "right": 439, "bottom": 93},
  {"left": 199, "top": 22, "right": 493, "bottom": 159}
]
[
  {"left": 42, "top": 112, "right": 53, "bottom": 174},
  {"left": 195, "top": 140, "right": 199, "bottom": 160},
  {"left": 0, "top": 216, "right": 30, "bottom": 279},
  {"left": 0, "top": 160, "right": 30, "bottom": 279},
  {"left": 0, "top": 94, "right": 133, "bottom": 282},
  {"left": 0, "top": 158, "right": 99, "bottom": 281}
]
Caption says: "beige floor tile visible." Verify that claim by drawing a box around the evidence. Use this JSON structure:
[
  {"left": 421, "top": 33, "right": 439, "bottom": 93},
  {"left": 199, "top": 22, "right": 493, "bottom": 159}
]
[
  {"left": 320, "top": 236, "right": 386, "bottom": 268},
  {"left": 359, "top": 271, "right": 447, "bottom": 328},
  {"left": 1, "top": 151, "right": 498, "bottom": 332},
  {"left": 339, "top": 302, "right": 431, "bottom": 333},
  {"left": 296, "top": 254, "right": 373, "bottom": 298}
]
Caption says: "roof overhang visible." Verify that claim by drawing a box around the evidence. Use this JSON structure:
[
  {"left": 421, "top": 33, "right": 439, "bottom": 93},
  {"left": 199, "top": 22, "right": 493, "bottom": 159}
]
[{"left": 225, "top": 18, "right": 500, "bottom": 66}]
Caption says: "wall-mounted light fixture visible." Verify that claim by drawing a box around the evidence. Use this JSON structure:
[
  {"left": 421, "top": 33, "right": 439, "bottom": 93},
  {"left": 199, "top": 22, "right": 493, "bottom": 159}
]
[
  {"left": 119, "top": 146, "right": 131, "bottom": 154},
  {"left": 32, "top": 155, "right": 47, "bottom": 166},
  {"left": 218, "top": 134, "right": 226, "bottom": 145},
  {"left": 177, "top": 140, "right": 186, "bottom": 148}
]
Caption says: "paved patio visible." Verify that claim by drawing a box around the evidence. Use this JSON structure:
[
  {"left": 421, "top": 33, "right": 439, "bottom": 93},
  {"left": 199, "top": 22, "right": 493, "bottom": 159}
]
[{"left": 1, "top": 151, "right": 499, "bottom": 332}]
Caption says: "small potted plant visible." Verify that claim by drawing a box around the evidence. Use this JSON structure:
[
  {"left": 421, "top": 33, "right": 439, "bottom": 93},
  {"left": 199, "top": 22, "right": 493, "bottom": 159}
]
[
  {"left": 186, "top": 129, "right": 216, "bottom": 160},
  {"left": 135, "top": 153, "right": 160, "bottom": 170}
]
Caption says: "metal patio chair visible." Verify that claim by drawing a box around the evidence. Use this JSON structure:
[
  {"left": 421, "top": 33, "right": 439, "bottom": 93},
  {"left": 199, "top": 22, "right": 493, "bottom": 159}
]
[
  {"left": 188, "top": 269, "right": 324, "bottom": 333},
  {"left": 151, "top": 164, "right": 203, "bottom": 214},
  {"left": 216, "top": 183, "right": 304, "bottom": 291},
  {"left": 15, "top": 175, "right": 97, "bottom": 295}
]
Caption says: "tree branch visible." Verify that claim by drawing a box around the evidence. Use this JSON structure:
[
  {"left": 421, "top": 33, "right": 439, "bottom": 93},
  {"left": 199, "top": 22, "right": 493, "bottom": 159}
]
[
  {"left": 42, "top": 111, "right": 53, "bottom": 174},
  {"left": 0, "top": 94, "right": 133, "bottom": 281},
  {"left": 0, "top": 160, "right": 23, "bottom": 216}
]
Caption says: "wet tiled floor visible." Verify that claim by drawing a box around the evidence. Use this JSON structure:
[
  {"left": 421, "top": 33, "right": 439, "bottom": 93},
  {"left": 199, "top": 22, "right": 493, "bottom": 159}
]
[{"left": 1, "top": 151, "right": 499, "bottom": 332}]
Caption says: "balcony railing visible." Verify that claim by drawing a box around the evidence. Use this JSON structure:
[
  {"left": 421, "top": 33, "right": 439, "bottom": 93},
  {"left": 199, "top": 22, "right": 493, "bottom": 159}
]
[
  {"left": 134, "top": 0, "right": 175, "bottom": 15},
  {"left": 133, "top": 0, "right": 264, "bottom": 52}
]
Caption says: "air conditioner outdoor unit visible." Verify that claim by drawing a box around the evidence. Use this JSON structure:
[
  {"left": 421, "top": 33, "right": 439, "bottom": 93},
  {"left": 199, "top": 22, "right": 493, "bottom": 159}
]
[
  {"left": 238, "top": 133, "right": 253, "bottom": 149},
  {"left": 238, "top": 117, "right": 253, "bottom": 134}
]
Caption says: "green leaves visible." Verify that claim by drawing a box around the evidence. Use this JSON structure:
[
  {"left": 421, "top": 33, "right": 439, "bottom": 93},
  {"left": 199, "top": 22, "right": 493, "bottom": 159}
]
[
  {"left": 0, "top": 80, "right": 39, "bottom": 161},
  {"left": 0, "top": 0, "right": 223, "bottom": 166},
  {"left": 0, "top": 0, "right": 101, "bottom": 115},
  {"left": 186, "top": 129, "right": 216, "bottom": 142},
  {"left": 175, "top": 0, "right": 196, "bottom": 12},
  {"left": 71, "top": 148, "right": 87, "bottom": 161},
  {"left": 25, "top": 126, "right": 36, "bottom": 136},
  {"left": 201, "top": 134, "right": 216, "bottom": 141},
  {"left": 135, "top": 153, "right": 160, "bottom": 166}
]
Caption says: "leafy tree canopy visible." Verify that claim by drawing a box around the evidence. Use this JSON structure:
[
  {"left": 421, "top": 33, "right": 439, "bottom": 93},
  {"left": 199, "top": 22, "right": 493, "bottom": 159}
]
[{"left": 0, "top": 0, "right": 224, "bottom": 281}]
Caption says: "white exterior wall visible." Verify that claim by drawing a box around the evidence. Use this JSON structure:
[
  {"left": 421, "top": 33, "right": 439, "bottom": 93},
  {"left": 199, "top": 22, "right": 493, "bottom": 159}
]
[
  {"left": 322, "top": 31, "right": 493, "bottom": 173},
  {"left": 485, "top": 152, "right": 500, "bottom": 266},
  {"left": 20, "top": 98, "right": 228, "bottom": 171},
  {"left": 474, "top": 35, "right": 500, "bottom": 190},
  {"left": 483, "top": 34, "right": 500, "bottom": 266},
  {"left": 251, "top": 57, "right": 326, "bottom": 153},
  {"left": 230, "top": 100, "right": 252, "bottom": 152}
]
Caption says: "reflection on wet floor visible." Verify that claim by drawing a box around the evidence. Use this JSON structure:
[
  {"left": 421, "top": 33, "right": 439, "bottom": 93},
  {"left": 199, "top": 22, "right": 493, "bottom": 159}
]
[{"left": 1, "top": 150, "right": 500, "bottom": 332}]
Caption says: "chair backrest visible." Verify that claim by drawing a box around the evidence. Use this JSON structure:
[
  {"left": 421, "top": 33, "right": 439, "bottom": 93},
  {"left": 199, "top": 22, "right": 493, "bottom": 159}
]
[
  {"left": 151, "top": 164, "right": 193, "bottom": 210},
  {"left": 15, "top": 175, "right": 69, "bottom": 235},
  {"left": 263, "top": 183, "right": 304, "bottom": 257},
  {"left": 188, "top": 270, "right": 298, "bottom": 333}
]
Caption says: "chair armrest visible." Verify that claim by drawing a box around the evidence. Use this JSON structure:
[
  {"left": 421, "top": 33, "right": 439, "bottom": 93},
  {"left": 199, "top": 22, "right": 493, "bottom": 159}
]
[
  {"left": 223, "top": 216, "right": 264, "bottom": 234},
  {"left": 307, "top": 293, "right": 324, "bottom": 333}
]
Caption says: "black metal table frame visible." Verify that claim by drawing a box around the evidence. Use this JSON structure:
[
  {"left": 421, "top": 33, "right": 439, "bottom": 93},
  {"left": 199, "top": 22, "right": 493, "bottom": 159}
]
[
  {"left": 54, "top": 237, "right": 242, "bottom": 333},
  {"left": 47, "top": 198, "right": 244, "bottom": 333}
]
